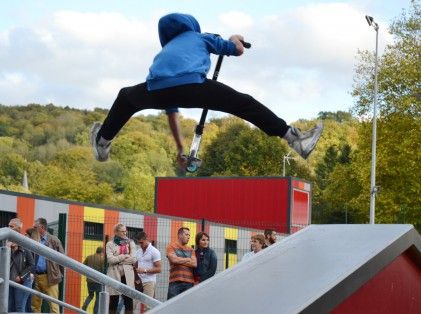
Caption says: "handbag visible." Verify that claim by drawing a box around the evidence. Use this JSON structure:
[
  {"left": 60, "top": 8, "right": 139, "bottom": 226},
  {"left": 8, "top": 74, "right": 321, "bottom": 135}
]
[{"left": 133, "top": 261, "right": 143, "bottom": 293}]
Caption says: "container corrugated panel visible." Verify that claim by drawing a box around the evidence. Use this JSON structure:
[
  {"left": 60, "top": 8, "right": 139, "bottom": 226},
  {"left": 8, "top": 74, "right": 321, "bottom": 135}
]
[{"left": 156, "top": 177, "right": 290, "bottom": 233}]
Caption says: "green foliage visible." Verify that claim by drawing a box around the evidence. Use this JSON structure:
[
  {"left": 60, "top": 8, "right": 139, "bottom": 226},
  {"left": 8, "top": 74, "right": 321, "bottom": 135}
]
[
  {"left": 121, "top": 170, "right": 155, "bottom": 212},
  {"left": 0, "top": 153, "right": 28, "bottom": 187},
  {"left": 317, "top": 111, "right": 353, "bottom": 122},
  {"left": 31, "top": 164, "right": 114, "bottom": 204},
  {"left": 198, "top": 117, "right": 312, "bottom": 178},
  {"left": 0, "top": 104, "right": 188, "bottom": 210}
]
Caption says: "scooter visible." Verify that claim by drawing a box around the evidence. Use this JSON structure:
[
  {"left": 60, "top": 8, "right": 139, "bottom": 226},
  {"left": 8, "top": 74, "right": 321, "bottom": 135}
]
[{"left": 185, "top": 40, "right": 251, "bottom": 173}]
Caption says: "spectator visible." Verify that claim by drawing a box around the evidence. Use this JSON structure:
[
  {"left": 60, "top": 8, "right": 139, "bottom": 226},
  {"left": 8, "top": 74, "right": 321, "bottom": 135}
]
[
  {"left": 194, "top": 232, "right": 217, "bottom": 283},
  {"left": 25, "top": 227, "right": 40, "bottom": 313},
  {"left": 106, "top": 223, "right": 136, "bottom": 314},
  {"left": 241, "top": 234, "right": 265, "bottom": 262},
  {"left": 263, "top": 229, "right": 277, "bottom": 248},
  {"left": 31, "top": 218, "right": 64, "bottom": 314},
  {"left": 166, "top": 227, "right": 197, "bottom": 299},
  {"left": 82, "top": 247, "right": 105, "bottom": 314},
  {"left": 7, "top": 218, "right": 35, "bottom": 313},
  {"left": 25, "top": 227, "right": 40, "bottom": 242},
  {"left": 134, "top": 231, "right": 162, "bottom": 310}
]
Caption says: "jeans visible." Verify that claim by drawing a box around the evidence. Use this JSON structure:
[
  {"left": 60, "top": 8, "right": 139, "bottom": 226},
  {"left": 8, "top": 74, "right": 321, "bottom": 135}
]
[
  {"left": 8, "top": 276, "right": 34, "bottom": 312},
  {"left": 167, "top": 281, "right": 194, "bottom": 300},
  {"left": 82, "top": 282, "right": 101, "bottom": 314}
]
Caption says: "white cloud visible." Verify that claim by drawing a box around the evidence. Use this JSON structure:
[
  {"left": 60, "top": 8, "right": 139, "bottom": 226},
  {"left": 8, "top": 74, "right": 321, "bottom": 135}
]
[
  {"left": 218, "top": 11, "right": 254, "bottom": 30},
  {"left": 208, "top": 2, "right": 393, "bottom": 123},
  {"left": 0, "top": 11, "right": 160, "bottom": 108},
  {"left": 53, "top": 11, "right": 156, "bottom": 48}
]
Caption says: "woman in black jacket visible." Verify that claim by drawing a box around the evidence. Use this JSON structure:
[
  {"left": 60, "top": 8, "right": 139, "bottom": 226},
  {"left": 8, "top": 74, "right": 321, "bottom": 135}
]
[
  {"left": 194, "top": 232, "right": 217, "bottom": 283},
  {"left": 8, "top": 240, "right": 35, "bottom": 312}
]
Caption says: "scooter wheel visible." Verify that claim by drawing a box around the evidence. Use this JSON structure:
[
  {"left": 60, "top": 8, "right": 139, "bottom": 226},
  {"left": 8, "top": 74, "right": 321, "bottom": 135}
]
[{"left": 186, "top": 164, "right": 198, "bottom": 173}]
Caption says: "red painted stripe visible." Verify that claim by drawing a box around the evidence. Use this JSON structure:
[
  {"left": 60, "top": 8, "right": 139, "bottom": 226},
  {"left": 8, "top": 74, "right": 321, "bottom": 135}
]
[
  {"left": 144, "top": 215, "right": 158, "bottom": 242},
  {"left": 171, "top": 220, "right": 183, "bottom": 243},
  {"left": 65, "top": 204, "right": 84, "bottom": 311},
  {"left": 104, "top": 209, "right": 119, "bottom": 240},
  {"left": 16, "top": 196, "right": 35, "bottom": 233}
]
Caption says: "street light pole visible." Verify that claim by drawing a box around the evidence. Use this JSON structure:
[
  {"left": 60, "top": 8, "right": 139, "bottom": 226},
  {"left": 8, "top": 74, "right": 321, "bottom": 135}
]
[{"left": 366, "top": 15, "right": 379, "bottom": 224}]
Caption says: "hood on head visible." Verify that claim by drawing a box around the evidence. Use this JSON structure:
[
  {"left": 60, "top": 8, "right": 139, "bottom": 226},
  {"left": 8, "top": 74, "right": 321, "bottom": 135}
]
[{"left": 158, "top": 13, "right": 201, "bottom": 47}]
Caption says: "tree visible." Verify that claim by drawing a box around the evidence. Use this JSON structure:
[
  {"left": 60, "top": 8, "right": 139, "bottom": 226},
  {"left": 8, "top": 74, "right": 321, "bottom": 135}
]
[
  {"left": 350, "top": 0, "right": 420, "bottom": 230},
  {"left": 121, "top": 170, "right": 155, "bottom": 212},
  {"left": 312, "top": 143, "right": 356, "bottom": 224},
  {"left": 198, "top": 117, "right": 312, "bottom": 178},
  {"left": 30, "top": 164, "right": 114, "bottom": 204},
  {"left": 317, "top": 111, "right": 353, "bottom": 122},
  {"left": 0, "top": 153, "right": 28, "bottom": 187}
]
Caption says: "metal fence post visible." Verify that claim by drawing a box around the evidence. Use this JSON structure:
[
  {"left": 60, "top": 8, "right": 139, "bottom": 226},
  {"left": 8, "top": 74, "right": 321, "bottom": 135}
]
[
  {"left": 98, "top": 291, "right": 109, "bottom": 314},
  {"left": 0, "top": 246, "right": 11, "bottom": 314}
]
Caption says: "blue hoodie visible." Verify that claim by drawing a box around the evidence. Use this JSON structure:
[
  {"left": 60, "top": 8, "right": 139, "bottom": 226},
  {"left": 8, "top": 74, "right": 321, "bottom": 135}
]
[{"left": 146, "top": 13, "right": 238, "bottom": 91}]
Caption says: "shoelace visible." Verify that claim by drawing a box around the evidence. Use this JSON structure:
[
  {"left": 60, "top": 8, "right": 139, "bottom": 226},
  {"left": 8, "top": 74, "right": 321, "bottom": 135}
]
[{"left": 97, "top": 141, "right": 111, "bottom": 148}]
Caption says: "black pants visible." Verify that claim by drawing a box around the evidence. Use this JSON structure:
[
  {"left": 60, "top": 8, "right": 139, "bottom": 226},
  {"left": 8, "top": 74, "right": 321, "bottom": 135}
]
[
  {"left": 82, "top": 282, "right": 101, "bottom": 314},
  {"left": 109, "top": 276, "right": 133, "bottom": 314},
  {"left": 98, "top": 79, "right": 289, "bottom": 141}
]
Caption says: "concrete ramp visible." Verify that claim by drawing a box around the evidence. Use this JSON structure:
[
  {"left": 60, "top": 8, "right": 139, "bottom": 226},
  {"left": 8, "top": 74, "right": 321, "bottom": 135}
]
[{"left": 150, "top": 224, "right": 420, "bottom": 314}]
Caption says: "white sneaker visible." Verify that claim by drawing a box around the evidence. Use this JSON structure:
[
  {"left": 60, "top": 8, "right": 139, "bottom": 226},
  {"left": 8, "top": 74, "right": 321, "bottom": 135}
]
[
  {"left": 90, "top": 122, "right": 111, "bottom": 162},
  {"left": 284, "top": 123, "right": 323, "bottom": 159}
]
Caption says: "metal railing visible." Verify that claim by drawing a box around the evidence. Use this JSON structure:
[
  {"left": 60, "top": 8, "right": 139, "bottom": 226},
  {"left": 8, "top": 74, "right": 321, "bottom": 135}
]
[
  {"left": 0, "top": 227, "right": 161, "bottom": 313},
  {"left": 9, "top": 280, "right": 87, "bottom": 314}
]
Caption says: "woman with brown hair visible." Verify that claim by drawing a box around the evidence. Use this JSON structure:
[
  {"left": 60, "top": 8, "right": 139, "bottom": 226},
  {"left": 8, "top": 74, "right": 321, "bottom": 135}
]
[{"left": 194, "top": 232, "right": 217, "bottom": 283}]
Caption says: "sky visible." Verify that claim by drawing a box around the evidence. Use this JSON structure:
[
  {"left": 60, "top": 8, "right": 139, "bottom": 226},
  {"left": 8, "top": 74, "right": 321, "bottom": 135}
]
[{"left": 0, "top": 0, "right": 411, "bottom": 124}]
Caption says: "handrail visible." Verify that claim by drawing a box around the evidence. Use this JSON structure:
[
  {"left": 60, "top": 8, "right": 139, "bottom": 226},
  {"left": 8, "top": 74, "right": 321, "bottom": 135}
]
[
  {"left": 9, "top": 281, "right": 88, "bottom": 314},
  {"left": 0, "top": 228, "right": 161, "bottom": 308}
]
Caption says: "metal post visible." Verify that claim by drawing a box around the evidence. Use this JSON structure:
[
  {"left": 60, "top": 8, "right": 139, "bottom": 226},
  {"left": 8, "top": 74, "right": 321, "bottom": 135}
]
[
  {"left": 283, "top": 155, "right": 286, "bottom": 177},
  {"left": 98, "top": 291, "right": 110, "bottom": 314},
  {"left": 345, "top": 206, "right": 348, "bottom": 224},
  {"left": 0, "top": 246, "right": 11, "bottom": 314},
  {"left": 201, "top": 218, "right": 206, "bottom": 232},
  {"left": 367, "top": 16, "right": 379, "bottom": 224}
]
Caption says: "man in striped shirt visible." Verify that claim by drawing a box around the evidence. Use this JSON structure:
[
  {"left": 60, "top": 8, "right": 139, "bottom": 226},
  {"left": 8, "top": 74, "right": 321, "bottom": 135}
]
[{"left": 166, "top": 227, "right": 197, "bottom": 299}]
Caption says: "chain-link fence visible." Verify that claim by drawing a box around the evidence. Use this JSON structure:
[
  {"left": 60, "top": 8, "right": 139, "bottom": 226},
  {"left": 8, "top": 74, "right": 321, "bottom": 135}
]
[{"left": 41, "top": 214, "right": 305, "bottom": 313}]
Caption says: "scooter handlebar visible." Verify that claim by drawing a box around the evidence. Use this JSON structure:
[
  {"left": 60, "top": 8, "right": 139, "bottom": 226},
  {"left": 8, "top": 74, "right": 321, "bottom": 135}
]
[{"left": 240, "top": 40, "right": 251, "bottom": 49}]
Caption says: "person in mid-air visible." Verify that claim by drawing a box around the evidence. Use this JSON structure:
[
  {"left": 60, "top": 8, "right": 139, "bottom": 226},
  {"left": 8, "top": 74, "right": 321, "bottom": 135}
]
[{"left": 91, "top": 13, "right": 323, "bottom": 168}]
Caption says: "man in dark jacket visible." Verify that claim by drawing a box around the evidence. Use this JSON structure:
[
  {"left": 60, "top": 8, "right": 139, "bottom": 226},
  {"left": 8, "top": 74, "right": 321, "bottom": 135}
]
[
  {"left": 32, "top": 217, "right": 64, "bottom": 314},
  {"left": 8, "top": 218, "right": 35, "bottom": 312},
  {"left": 82, "top": 247, "right": 105, "bottom": 314}
]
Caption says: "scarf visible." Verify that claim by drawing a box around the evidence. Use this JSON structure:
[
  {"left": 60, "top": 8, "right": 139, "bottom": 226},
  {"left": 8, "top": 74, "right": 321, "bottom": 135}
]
[{"left": 113, "top": 236, "right": 130, "bottom": 255}]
